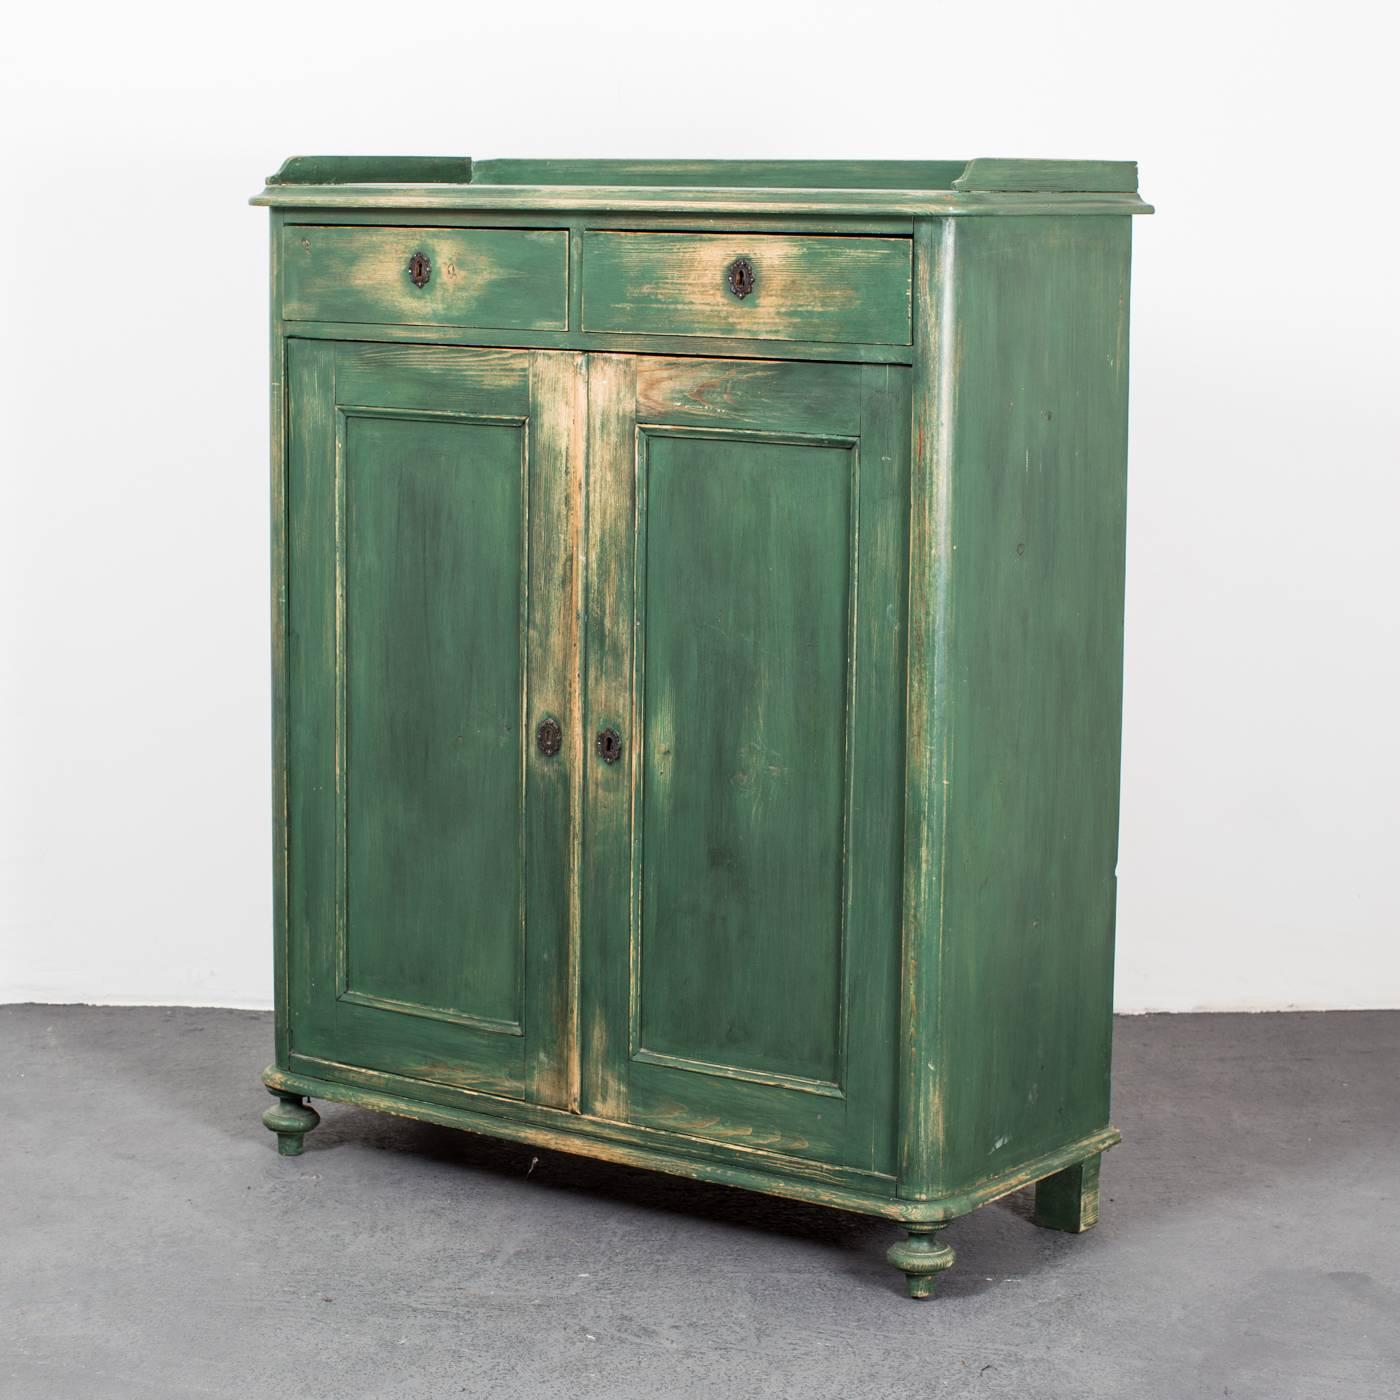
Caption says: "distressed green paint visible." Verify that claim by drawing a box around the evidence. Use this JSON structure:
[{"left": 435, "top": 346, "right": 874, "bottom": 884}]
[
  {"left": 952, "top": 158, "right": 1138, "bottom": 193},
  {"left": 577, "top": 358, "right": 910, "bottom": 1174},
  {"left": 265, "top": 155, "right": 1135, "bottom": 194},
  {"left": 933, "top": 216, "right": 1131, "bottom": 1193},
  {"left": 284, "top": 342, "right": 573, "bottom": 1101},
  {"left": 256, "top": 187, "right": 1152, "bottom": 218},
  {"left": 265, "top": 1061, "right": 1120, "bottom": 1224},
  {"left": 473, "top": 158, "right": 971, "bottom": 189},
  {"left": 259, "top": 159, "right": 1149, "bottom": 1299},
  {"left": 341, "top": 413, "right": 525, "bottom": 1025},
  {"left": 577, "top": 353, "right": 637, "bottom": 1126},
  {"left": 1034, "top": 1153, "right": 1103, "bottom": 1232},
  {"left": 521, "top": 350, "right": 586, "bottom": 1110},
  {"left": 581, "top": 231, "right": 912, "bottom": 344},
  {"left": 886, "top": 1224, "right": 956, "bottom": 1300},
  {"left": 637, "top": 433, "right": 853, "bottom": 1083},
  {"left": 255, "top": 157, "right": 1152, "bottom": 217},
  {"left": 261, "top": 1090, "right": 320, "bottom": 1156},
  {"left": 268, "top": 154, "right": 475, "bottom": 186},
  {"left": 282, "top": 225, "right": 568, "bottom": 330}
]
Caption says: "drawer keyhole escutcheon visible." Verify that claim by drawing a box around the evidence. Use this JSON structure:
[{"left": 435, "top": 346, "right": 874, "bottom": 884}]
[
  {"left": 596, "top": 727, "right": 623, "bottom": 764},
  {"left": 407, "top": 251, "right": 432, "bottom": 288},
  {"left": 536, "top": 717, "right": 562, "bottom": 757},
  {"left": 727, "top": 256, "right": 755, "bottom": 299}
]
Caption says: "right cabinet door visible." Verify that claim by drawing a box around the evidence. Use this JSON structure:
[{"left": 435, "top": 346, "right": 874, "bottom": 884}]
[{"left": 581, "top": 355, "right": 910, "bottom": 1175}]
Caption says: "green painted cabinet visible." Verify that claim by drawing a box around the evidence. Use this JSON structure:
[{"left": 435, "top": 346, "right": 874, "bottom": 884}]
[{"left": 254, "top": 157, "right": 1151, "bottom": 1298}]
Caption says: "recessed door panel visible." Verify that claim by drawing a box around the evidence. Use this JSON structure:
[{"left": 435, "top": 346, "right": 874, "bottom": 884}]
[
  {"left": 342, "top": 413, "right": 525, "bottom": 1029},
  {"left": 638, "top": 432, "right": 854, "bottom": 1087}
]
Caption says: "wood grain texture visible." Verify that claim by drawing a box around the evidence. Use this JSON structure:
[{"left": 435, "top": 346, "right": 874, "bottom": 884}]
[
  {"left": 333, "top": 342, "right": 531, "bottom": 410},
  {"left": 522, "top": 351, "right": 586, "bottom": 1110},
  {"left": 282, "top": 1049, "right": 892, "bottom": 1193},
  {"left": 269, "top": 214, "right": 290, "bottom": 1069},
  {"left": 284, "top": 343, "right": 574, "bottom": 1101},
  {"left": 258, "top": 156, "right": 1146, "bottom": 204},
  {"left": 1033, "top": 1153, "right": 1102, "bottom": 1232},
  {"left": 953, "top": 158, "right": 1138, "bottom": 193},
  {"left": 268, "top": 155, "right": 473, "bottom": 185},
  {"left": 578, "top": 353, "right": 636, "bottom": 1124},
  {"left": 635, "top": 357, "right": 862, "bottom": 431},
  {"left": 282, "top": 226, "right": 567, "bottom": 329},
  {"left": 255, "top": 185, "right": 1152, "bottom": 217},
  {"left": 897, "top": 218, "right": 957, "bottom": 1202},
  {"left": 264, "top": 155, "right": 1132, "bottom": 195},
  {"left": 581, "top": 231, "right": 912, "bottom": 345},
  {"left": 933, "top": 216, "right": 1132, "bottom": 1192},
  {"left": 265, "top": 1061, "right": 1118, "bottom": 1224},
  {"left": 339, "top": 410, "right": 526, "bottom": 1028},
  {"left": 285, "top": 318, "right": 916, "bottom": 366},
  {"left": 580, "top": 357, "right": 910, "bottom": 1174},
  {"left": 473, "top": 158, "right": 969, "bottom": 189},
  {"left": 284, "top": 337, "right": 337, "bottom": 1085},
  {"left": 636, "top": 429, "right": 854, "bottom": 1085},
  {"left": 290, "top": 206, "right": 915, "bottom": 236}
]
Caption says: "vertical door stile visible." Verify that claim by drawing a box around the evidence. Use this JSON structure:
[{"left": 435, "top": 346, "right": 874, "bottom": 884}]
[
  {"left": 579, "top": 354, "right": 638, "bottom": 1123},
  {"left": 523, "top": 351, "right": 587, "bottom": 1109},
  {"left": 566, "top": 354, "right": 589, "bottom": 1115},
  {"left": 285, "top": 337, "right": 338, "bottom": 1070}
]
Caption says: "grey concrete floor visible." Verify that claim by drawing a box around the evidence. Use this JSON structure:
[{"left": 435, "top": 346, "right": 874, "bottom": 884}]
[{"left": 2, "top": 1006, "right": 1397, "bottom": 1400}]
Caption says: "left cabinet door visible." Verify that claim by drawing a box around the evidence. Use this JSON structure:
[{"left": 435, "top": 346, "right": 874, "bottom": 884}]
[{"left": 280, "top": 342, "right": 582, "bottom": 1106}]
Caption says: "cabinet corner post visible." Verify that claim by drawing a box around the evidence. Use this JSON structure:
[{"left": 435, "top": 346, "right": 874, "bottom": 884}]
[{"left": 896, "top": 217, "right": 957, "bottom": 1203}]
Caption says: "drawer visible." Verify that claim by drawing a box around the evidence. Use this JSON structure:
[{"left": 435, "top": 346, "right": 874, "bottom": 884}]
[
  {"left": 581, "top": 231, "right": 912, "bottom": 345},
  {"left": 281, "top": 226, "right": 568, "bottom": 330}
]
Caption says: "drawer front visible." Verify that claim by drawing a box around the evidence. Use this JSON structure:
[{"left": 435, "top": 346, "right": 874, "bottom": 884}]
[
  {"left": 581, "top": 231, "right": 912, "bottom": 345},
  {"left": 282, "top": 226, "right": 568, "bottom": 329}
]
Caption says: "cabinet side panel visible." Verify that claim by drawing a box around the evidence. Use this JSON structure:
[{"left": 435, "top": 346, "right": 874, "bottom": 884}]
[
  {"left": 939, "top": 216, "right": 1131, "bottom": 1190},
  {"left": 270, "top": 215, "right": 290, "bottom": 1067}
]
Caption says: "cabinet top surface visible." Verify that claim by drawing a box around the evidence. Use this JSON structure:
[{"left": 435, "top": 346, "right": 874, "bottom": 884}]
[{"left": 251, "top": 156, "right": 1153, "bottom": 216}]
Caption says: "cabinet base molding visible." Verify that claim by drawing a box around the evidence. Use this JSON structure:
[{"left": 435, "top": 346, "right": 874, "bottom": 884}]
[{"left": 262, "top": 1064, "right": 1118, "bottom": 1232}]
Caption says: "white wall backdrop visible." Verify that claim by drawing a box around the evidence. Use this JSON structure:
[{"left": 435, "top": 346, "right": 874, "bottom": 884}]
[{"left": 2, "top": 1, "right": 1396, "bottom": 1012}]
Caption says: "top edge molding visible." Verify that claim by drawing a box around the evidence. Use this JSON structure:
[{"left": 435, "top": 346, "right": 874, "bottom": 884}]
[{"left": 257, "top": 157, "right": 1149, "bottom": 215}]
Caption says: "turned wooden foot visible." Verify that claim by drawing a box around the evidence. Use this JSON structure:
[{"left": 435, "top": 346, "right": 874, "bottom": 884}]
[
  {"left": 262, "top": 1090, "right": 320, "bottom": 1156},
  {"left": 1033, "top": 1153, "right": 1101, "bottom": 1232},
  {"left": 886, "top": 1223, "right": 956, "bottom": 1299}
]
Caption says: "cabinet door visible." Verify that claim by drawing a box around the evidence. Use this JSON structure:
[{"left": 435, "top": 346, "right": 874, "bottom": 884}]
[
  {"left": 283, "top": 342, "right": 581, "bottom": 1106},
  {"left": 581, "top": 356, "right": 909, "bottom": 1173}
]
